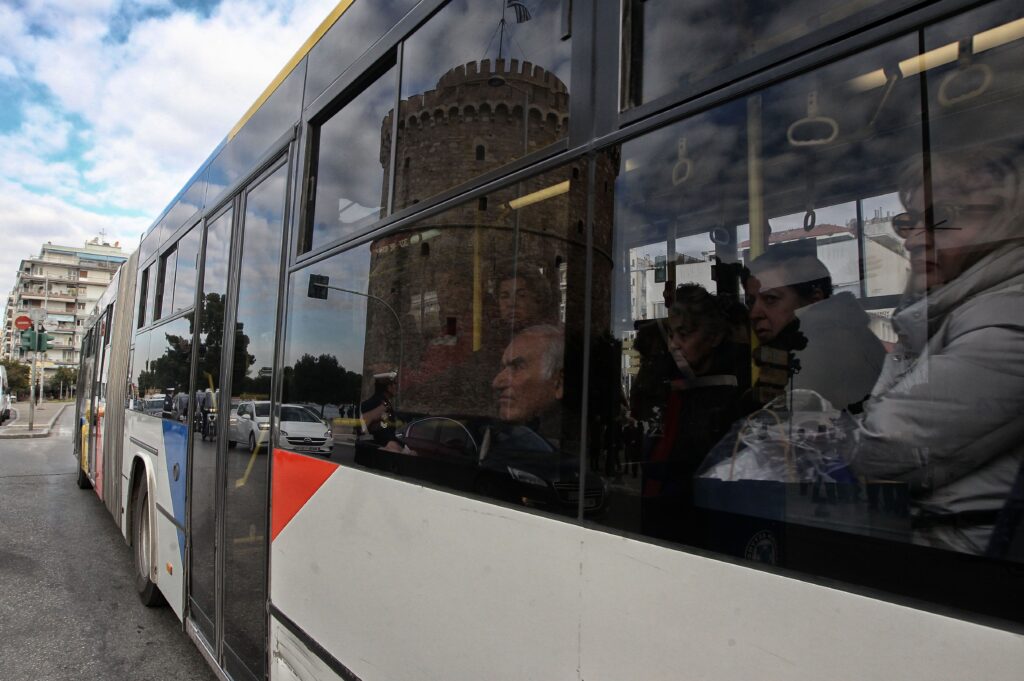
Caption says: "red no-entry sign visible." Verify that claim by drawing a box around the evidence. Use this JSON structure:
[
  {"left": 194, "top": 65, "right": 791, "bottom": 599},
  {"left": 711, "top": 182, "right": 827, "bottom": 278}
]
[{"left": 14, "top": 315, "right": 32, "bottom": 331}]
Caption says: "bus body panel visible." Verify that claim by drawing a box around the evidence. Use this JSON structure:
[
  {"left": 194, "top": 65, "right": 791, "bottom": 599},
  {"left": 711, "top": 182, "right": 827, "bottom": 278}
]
[
  {"left": 271, "top": 464, "right": 1024, "bottom": 681},
  {"left": 270, "top": 464, "right": 583, "bottom": 681},
  {"left": 270, "top": 618, "right": 347, "bottom": 681}
]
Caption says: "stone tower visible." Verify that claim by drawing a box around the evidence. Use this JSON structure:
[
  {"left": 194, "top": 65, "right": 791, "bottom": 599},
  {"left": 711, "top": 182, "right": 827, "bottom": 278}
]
[{"left": 364, "top": 59, "right": 615, "bottom": 422}]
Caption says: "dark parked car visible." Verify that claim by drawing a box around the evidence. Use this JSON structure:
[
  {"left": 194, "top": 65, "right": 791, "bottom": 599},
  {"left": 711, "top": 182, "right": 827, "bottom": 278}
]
[{"left": 355, "top": 416, "right": 606, "bottom": 517}]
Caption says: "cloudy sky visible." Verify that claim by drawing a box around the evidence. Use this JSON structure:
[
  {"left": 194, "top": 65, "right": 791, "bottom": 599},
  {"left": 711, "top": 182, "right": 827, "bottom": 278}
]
[{"left": 0, "top": 0, "right": 342, "bottom": 309}]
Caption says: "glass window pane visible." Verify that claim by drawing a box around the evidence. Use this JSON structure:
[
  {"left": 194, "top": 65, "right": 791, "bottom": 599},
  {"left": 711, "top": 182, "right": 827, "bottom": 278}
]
[
  {"left": 188, "top": 207, "right": 232, "bottom": 643},
  {"left": 172, "top": 224, "right": 202, "bottom": 314},
  {"left": 305, "top": 66, "right": 397, "bottom": 252},
  {"left": 595, "top": 1, "right": 1024, "bottom": 625},
  {"left": 155, "top": 247, "right": 177, "bottom": 321},
  {"left": 207, "top": 65, "right": 304, "bottom": 204},
  {"left": 135, "top": 265, "right": 150, "bottom": 329},
  {"left": 304, "top": 0, "right": 419, "bottom": 107},
  {"left": 130, "top": 331, "right": 155, "bottom": 414},
  {"left": 621, "top": 0, "right": 912, "bottom": 108},
  {"left": 146, "top": 315, "right": 193, "bottom": 422},
  {"left": 223, "top": 162, "right": 289, "bottom": 681},
  {"left": 393, "top": 0, "right": 572, "bottom": 210},
  {"left": 284, "top": 160, "right": 590, "bottom": 516}
]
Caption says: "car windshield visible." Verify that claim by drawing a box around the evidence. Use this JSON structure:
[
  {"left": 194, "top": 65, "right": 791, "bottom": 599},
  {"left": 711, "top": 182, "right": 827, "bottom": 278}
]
[
  {"left": 253, "top": 403, "right": 271, "bottom": 418},
  {"left": 280, "top": 406, "right": 320, "bottom": 423}
]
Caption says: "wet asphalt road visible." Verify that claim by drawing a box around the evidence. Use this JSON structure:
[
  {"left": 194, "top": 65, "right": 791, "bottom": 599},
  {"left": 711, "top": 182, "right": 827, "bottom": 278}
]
[{"left": 0, "top": 408, "right": 216, "bottom": 680}]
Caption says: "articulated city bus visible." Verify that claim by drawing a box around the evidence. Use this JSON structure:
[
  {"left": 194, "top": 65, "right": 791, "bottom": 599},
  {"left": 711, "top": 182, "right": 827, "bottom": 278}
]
[{"left": 74, "top": 1, "right": 1023, "bottom": 679}]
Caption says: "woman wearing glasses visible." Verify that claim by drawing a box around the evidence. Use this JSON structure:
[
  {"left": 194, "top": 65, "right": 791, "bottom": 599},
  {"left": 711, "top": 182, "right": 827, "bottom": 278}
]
[{"left": 854, "top": 148, "right": 1024, "bottom": 556}]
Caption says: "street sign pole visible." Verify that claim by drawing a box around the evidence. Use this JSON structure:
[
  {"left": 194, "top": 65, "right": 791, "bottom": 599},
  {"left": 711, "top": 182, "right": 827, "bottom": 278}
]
[
  {"left": 38, "top": 318, "right": 45, "bottom": 407},
  {"left": 28, "top": 351, "right": 36, "bottom": 431},
  {"left": 27, "top": 309, "right": 45, "bottom": 431}
]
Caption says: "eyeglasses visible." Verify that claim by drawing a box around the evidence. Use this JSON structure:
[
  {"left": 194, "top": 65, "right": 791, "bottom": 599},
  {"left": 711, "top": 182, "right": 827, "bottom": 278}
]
[{"left": 892, "top": 202, "right": 1003, "bottom": 237}]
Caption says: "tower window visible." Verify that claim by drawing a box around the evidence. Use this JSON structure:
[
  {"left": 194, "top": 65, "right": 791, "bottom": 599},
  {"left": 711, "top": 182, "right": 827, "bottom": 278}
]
[{"left": 475, "top": 145, "right": 486, "bottom": 161}]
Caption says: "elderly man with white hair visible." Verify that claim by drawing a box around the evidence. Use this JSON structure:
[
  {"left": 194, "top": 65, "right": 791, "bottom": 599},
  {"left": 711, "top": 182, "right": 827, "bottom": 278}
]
[{"left": 491, "top": 324, "right": 564, "bottom": 434}]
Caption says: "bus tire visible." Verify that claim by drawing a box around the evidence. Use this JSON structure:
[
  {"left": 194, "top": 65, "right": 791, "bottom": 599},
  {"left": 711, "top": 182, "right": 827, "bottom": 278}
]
[
  {"left": 76, "top": 465, "right": 91, "bottom": 489},
  {"left": 131, "top": 475, "right": 165, "bottom": 607}
]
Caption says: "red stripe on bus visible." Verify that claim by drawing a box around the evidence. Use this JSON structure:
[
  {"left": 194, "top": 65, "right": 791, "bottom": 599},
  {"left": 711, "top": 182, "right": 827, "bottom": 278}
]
[{"left": 271, "top": 449, "right": 339, "bottom": 542}]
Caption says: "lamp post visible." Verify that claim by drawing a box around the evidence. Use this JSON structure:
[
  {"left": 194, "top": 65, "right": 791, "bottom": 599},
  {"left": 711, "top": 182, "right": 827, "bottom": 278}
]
[{"left": 307, "top": 277, "right": 404, "bottom": 405}]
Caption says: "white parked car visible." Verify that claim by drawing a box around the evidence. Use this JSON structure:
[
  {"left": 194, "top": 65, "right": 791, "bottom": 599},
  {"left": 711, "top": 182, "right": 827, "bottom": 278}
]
[{"left": 230, "top": 400, "right": 333, "bottom": 456}]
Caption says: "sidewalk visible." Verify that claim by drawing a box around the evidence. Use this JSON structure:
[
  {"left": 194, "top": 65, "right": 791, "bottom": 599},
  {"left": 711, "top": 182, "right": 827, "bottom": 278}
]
[{"left": 0, "top": 401, "right": 72, "bottom": 439}]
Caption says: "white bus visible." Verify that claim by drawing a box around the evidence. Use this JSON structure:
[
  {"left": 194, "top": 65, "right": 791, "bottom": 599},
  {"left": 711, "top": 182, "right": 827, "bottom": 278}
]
[{"left": 75, "top": 1, "right": 1024, "bottom": 680}]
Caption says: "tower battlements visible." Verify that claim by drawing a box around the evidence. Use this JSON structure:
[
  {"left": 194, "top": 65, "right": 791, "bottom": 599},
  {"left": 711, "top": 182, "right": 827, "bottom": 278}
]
[
  {"left": 384, "top": 59, "right": 570, "bottom": 133},
  {"left": 436, "top": 59, "right": 568, "bottom": 93}
]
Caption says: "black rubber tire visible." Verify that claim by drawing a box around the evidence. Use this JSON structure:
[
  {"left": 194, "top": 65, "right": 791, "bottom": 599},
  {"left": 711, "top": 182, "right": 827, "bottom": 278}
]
[
  {"left": 76, "top": 464, "right": 91, "bottom": 489},
  {"left": 248, "top": 432, "right": 256, "bottom": 453},
  {"left": 228, "top": 439, "right": 237, "bottom": 449},
  {"left": 131, "top": 476, "right": 165, "bottom": 607}
]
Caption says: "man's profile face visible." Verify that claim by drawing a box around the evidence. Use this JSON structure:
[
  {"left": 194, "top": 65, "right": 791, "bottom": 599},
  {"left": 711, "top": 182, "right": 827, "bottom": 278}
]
[
  {"left": 492, "top": 332, "right": 562, "bottom": 422},
  {"left": 744, "top": 269, "right": 807, "bottom": 343}
]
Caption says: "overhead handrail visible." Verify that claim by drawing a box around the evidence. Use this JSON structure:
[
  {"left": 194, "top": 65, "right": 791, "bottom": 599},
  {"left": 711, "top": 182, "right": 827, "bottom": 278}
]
[
  {"left": 787, "top": 91, "right": 839, "bottom": 147},
  {"left": 939, "top": 39, "right": 992, "bottom": 107},
  {"left": 672, "top": 138, "right": 693, "bottom": 186}
]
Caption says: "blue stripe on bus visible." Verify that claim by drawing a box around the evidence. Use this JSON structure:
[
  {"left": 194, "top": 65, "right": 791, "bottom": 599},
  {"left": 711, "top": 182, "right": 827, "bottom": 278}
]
[{"left": 162, "top": 419, "right": 189, "bottom": 565}]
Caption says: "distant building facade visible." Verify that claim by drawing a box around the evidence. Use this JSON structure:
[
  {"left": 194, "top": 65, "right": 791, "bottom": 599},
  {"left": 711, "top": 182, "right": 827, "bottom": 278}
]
[{"left": 2, "top": 237, "right": 127, "bottom": 384}]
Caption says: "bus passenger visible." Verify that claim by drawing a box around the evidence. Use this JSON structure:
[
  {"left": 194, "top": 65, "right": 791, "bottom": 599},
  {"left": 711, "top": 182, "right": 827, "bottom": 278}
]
[
  {"left": 492, "top": 324, "right": 564, "bottom": 437},
  {"left": 743, "top": 249, "right": 885, "bottom": 411},
  {"left": 854, "top": 148, "right": 1024, "bottom": 555},
  {"left": 643, "top": 284, "right": 741, "bottom": 542},
  {"left": 496, "top": 264, "right": 557, "bottom": 332},
  {"left": 360, "top": 372, "right": 402, "bottom": 452}
]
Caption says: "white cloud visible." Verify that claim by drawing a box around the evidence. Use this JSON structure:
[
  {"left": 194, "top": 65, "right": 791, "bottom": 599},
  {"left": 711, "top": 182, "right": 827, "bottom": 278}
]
[
  {"left": 0, "top": 178, "right": 145, "bottom": 301},
  {"left": 0, "top": 56, "right": 17, "bottom": 78},
  {"left": 0, "top": 0, "right": 341, "bottom": 306}
]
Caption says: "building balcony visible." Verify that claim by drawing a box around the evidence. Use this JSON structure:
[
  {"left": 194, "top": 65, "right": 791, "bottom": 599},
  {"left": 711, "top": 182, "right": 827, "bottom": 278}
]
[{"left": 19, "top": 289, "right": 75, "bottom": 302}]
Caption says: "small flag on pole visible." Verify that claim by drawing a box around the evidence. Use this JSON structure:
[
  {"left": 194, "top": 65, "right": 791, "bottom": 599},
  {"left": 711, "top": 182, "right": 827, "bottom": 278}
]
[{"left": 507, "top": 1, "right": 532, "bottom": 23}]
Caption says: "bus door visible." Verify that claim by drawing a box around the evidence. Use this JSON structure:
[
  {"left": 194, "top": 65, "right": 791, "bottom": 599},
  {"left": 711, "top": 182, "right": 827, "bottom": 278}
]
[
  {"left": 75, "top": 328, "right": 97, "bottom": 480},
  {"left": 90, "top": 307, "right": 112, "bottom": 498},
  {"left": 188, "top": 156, "right": 290, "bottom": 681}
]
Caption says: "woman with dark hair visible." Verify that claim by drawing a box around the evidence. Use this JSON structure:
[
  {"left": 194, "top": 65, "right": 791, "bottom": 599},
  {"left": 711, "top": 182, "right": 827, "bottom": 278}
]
[
  {"left": 743, "top": 249, "right": 885, "bottom": 411},
  {"left": 854, "top": 148, "right": 1024, "bottom": 555},
  {"left": 642, "top": 283, "right": 743, "bottom": 542}
]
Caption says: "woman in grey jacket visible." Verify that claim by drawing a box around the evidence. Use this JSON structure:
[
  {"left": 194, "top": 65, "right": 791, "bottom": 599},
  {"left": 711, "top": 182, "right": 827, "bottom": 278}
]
[{"left": 854, "top": 148, "right": 1024, "bottom": 555}]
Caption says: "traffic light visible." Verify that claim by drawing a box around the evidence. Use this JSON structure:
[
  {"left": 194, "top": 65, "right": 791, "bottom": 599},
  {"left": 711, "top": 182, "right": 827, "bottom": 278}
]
[
  {"left": 19, "top": 329, "right": 36, "bottom": 351},
  {"left": 37, "top": 331, "right": 56, "bottom": 352}
]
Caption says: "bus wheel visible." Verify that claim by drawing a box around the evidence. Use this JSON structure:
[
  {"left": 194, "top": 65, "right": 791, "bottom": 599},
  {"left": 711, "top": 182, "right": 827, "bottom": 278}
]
[
  {"left": 76, "top": 465, "right": 91, "bottom": 489},
  {"left": 131, "top": 476, "right": 165, "bottom": 607}
]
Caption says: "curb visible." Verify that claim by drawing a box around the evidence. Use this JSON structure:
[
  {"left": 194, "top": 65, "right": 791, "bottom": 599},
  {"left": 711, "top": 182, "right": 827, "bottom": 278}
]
[{"left": 0, "top": 403, "right": 70, "bottom": 439}]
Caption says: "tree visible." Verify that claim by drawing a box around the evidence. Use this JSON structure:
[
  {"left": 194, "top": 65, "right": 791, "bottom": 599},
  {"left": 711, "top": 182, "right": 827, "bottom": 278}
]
[
  {"left": 51, "top": 366, "right": 78, "bottom": 398},
  {"left": 283, "top": 353, "right": 362, "bottom": 415},
  {"left": 1, "top": 359, "right": 30, "bottom": 395}
]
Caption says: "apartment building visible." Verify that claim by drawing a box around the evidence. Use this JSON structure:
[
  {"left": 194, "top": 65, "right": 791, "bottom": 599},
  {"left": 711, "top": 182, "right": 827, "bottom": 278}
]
[{"left": 2, "top": 237, "right": 127, "bottom": 383}]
